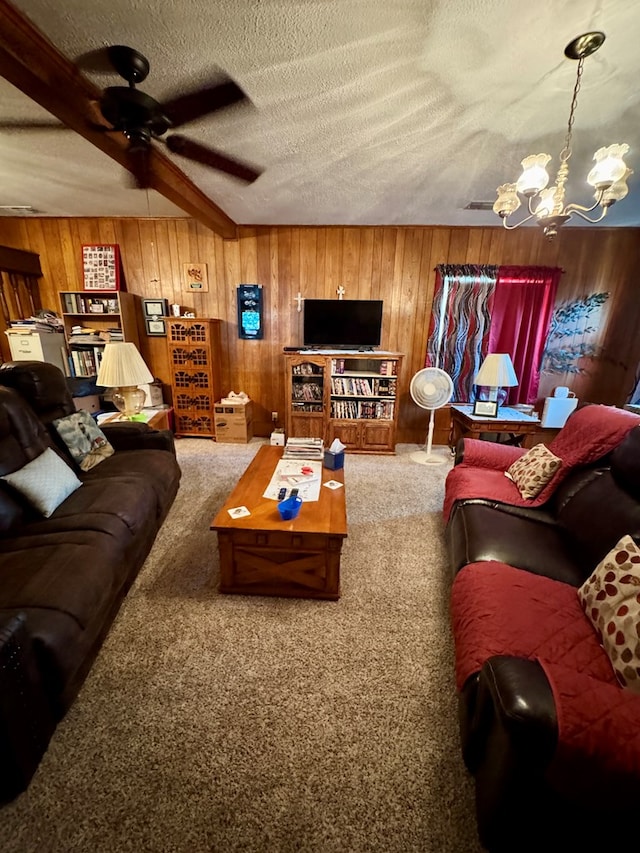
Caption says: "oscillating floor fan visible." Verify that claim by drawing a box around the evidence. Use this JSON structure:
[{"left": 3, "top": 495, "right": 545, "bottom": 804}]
[{"left": 409, "top": 367, "right": 454, "bottom": 465}]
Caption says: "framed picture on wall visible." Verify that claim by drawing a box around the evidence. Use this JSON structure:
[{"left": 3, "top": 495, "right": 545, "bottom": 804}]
[
  {"left": 183, "top": 262, "right": 209, "bottom": 292},
  {"left": 142, "top": 298, "right": 169, "bottom": 318},
  {"left": 82, "top": 244, "right": 121, "bottom": 291},
  {"left": 145, "top": 318, "right": 167, "bottom": 336}
]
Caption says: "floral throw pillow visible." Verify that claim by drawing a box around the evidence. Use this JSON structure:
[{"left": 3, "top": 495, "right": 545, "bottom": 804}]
[
  {"left": 53, "top": 410, "right": 114, "bottom": 471},
  {"left": 504, "top": 443, "right": 562, "bottom": 499},
  {"left": 578, "top": 534, "right": 640, "bottom": 694}
]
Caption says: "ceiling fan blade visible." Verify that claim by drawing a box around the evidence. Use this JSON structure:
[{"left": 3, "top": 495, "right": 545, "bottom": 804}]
[
  {"left": 161, "top": 80, "right": 248, "bottom": 128},
  {"left": 165, "top": 134, "right": 262, "bottom": 183}
]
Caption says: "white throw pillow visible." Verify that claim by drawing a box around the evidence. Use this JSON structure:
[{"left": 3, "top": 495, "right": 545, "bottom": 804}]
[{"left": 1, "top": 447, "right": 82, "bottom": 517}]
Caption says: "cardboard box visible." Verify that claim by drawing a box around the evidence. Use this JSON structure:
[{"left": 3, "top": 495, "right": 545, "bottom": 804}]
[
  {"left": 270, "top": 430, "right": 285, "bottom": 446},
  {"left": 73, "top": 394, "right": 101, "bottom": 414},
  {"left": 141, "top": 381, "right": 164, "bottom": 407},
  {"left": 215, "top": 400, "right": 253, "bottom": 443}
]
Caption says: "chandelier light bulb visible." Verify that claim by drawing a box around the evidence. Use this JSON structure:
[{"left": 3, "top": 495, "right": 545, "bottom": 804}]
[
  {"left": 534, "top": 187, "right": 558, "bottom": 219},
  {"left": 516, "top": 154, "right": 551, "bottom": 195},
  {"left": 586, "top": 143, "right": 630, "bottom": 189},
  {"left": 493, "top": 183, "right": 521, "bottom": 217},
  {"left": 599, "top": 167, "right": 633, "bottom": 204},
  {"left": 493, "top": 32, "right": 632, "bottom": 239}
]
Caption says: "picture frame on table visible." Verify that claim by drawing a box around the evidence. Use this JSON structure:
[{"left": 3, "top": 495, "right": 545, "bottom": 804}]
[
  {"left": 145, "top": 318, "right": 166, "bottom": 336},
  {"left": 142, "top": 298, "right": 169, "bottom": 318},
  {"left": 473, "top": 399, "right": 499, "bottom": 418}
]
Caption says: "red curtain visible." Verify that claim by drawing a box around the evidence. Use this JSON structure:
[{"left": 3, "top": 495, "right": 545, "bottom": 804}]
[{"left": 489, "top": 266, "right": 562, "bottom": 404}]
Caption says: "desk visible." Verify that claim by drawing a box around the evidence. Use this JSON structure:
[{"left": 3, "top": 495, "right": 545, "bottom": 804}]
[{"left": 449, "top": 404, "right": 540, "bottom": 451}]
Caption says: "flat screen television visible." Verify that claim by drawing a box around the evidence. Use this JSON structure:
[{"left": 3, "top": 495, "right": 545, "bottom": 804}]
[{"left": 303, "top": 299, "right": 383, "bottom": 349}]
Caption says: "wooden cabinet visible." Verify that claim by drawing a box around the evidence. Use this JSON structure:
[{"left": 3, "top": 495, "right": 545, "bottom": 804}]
[
  {"left": 284, "top": 352, "right": 403, "bottom": 454},
  {"left": 167, "top": 318, "right": 222, "bottom": 438},
  {"left": 59, "top": 291, "right": 139, "bottom": 377},
  {"left": 285, "top": 356, "right": 326, "bottom": 441}
]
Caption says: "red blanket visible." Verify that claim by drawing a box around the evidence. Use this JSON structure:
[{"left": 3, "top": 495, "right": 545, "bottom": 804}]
[
  {"left": 443, "top": 405, "right": 640, "bottom": 521},
  {"left": 451, "top": 561, "right": 640, "bottom": 803}
]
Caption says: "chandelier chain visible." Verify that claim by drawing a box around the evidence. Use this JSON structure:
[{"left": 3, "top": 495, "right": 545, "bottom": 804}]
[{"left": 559, "top": 56, "right": 585, "bottom": 163}]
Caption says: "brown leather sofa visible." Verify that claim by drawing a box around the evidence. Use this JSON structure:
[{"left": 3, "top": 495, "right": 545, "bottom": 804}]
[
  {"left": 444, "top": 405, "right": 640, "bottom": 851},
  {"left": 0, "top": 361, "right": 181, "bottom": 802}
]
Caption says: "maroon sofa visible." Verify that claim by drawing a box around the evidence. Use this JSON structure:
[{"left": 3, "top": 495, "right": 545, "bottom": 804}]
[
  {"left": 444, "top": 404, "right": 640, "bottom": 851},
  {"left": 0, "top": 361, "right": 181, "bottom": 802}
]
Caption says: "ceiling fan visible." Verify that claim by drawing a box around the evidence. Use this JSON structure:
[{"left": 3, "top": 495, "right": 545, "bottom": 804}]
[{"left": 90, "top": 45, "right": 263, "bottom": 188}]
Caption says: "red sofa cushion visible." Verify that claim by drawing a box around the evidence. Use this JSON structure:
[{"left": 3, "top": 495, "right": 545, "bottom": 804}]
[
  {"left": 444, "top": 405, "right": 640, "bottom": 521},
  {"left": 451, "top": 561, "right": 640, "bottom": 803},
  {"left": 450, "top": 561, "right": 612, "bottom": 691}
]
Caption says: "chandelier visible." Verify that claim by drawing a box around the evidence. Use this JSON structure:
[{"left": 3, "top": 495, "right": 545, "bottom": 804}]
[{"left": 493, "top": 32, "right": 632, "bottom": 240}]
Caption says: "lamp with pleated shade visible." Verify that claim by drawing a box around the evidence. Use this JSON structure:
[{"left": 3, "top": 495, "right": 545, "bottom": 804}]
[
  {"left": 96, "top": 342, "right": 153, "bottom": 419},
  {"left": 474, "top": 353, "right": 518, "bottom": 408}
]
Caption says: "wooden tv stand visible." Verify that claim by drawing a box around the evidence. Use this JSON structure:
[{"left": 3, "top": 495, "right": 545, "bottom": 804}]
[{"left": 284, "top": 351, "right": 403, "bottom": 454}]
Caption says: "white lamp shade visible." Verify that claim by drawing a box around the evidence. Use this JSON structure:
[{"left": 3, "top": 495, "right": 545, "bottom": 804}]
[
  {"left": 96, "top": 342, "right": 154, "bottom": 388},
  {"left": 474, "top": 353, "right": 518, "bottom": 387}
]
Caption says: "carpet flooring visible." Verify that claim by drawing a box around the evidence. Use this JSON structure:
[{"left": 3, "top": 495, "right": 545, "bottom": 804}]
[{"left": 0, "top": 440, "right": 483, "bottom": 853}]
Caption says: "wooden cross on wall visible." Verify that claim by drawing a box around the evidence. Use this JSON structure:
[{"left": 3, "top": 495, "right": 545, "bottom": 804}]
[{"left": 337, "top": 285, "right": 345, "bottom": 300}]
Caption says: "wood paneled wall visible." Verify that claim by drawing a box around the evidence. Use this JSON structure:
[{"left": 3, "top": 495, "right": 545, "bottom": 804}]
[{"left": 1, "top": 217, "right": 639, "bottom": 441}]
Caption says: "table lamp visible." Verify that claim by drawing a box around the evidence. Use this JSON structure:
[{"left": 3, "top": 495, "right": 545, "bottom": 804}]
[
  {"left": 473, "top": 353, "right": 518, "bottom": 417},
  {"left": 96, "top": 342, "right": 154, "bottom": 419}
]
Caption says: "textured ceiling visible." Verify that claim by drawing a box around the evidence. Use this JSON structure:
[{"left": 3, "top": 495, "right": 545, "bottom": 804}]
[{"left": 1, "top": 0, "right": 640, "bottom": 228}]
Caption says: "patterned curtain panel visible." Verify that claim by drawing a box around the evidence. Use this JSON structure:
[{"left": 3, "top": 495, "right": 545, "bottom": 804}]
[
  {"left": 490, "top": 266, "right": 562, "bottom": 405},
  {"left": 426, "top": 264, "right": 498, "bottom": 401}
]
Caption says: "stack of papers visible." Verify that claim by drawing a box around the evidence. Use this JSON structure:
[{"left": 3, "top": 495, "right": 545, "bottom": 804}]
[{"left": 283, "top": 436, "right": 324, "bottom": 460}]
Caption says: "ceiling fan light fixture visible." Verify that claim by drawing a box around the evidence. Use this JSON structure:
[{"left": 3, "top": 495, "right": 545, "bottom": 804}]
[{"left": 495, "top": 31, "right": 631, "bottom": 239}]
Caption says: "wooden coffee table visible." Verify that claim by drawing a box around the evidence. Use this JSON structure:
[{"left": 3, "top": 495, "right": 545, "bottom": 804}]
[{"left": 211, "top": 445, "right": 347, "bottom": 600}]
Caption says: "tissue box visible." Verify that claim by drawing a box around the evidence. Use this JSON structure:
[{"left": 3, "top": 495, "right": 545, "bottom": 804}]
[{"left": 323, "top": 449, "right": 345, "bottom": 470}]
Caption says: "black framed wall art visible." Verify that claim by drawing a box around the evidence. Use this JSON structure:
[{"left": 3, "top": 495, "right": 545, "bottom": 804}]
[{"left": 142, "top": 298, "right": 168, "bottom": 336}]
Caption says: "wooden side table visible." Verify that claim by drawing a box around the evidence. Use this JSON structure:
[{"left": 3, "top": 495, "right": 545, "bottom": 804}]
[
  {"left": 99, "top": 407, "right": 174, "bottom": 432},
  {"left": 449, "top": 404, "right": 541, "bottom": 451}
]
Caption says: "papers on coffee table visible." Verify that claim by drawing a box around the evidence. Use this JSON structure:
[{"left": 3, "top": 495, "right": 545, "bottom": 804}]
[{"left": 263, "top": 459, "right": 323, "bottom": 502}]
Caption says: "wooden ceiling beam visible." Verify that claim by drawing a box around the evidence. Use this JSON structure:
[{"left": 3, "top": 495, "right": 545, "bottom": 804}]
[{"left": 0, "top": 0, "right": 238, "bottom": 239}]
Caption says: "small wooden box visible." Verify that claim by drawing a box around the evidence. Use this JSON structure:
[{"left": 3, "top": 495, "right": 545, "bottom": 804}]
[{"left": 214, "top": 400, "right": 253, "bottom": 443}]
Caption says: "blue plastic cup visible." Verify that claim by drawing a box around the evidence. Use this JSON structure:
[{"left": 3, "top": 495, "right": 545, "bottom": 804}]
[{"left": 277, "top": 495, "right": 303, "bottom": 520}]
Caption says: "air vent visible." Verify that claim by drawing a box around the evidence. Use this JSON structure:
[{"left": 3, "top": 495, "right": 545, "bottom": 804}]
[
  {"left": 464, "top": 201, "right": 494, "bottom": 211},
  {"left": 0, "top": 205, "right": 42, "bottom": 215}
]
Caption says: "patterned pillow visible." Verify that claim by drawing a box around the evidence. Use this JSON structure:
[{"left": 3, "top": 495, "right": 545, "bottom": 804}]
[
  {"left": 0, "top": 448, "right": 82, "bottom": 517},
  {"left": 504, "top": 443, "right": 562, "bottom": 499},
  {"left": 53, "top": 410, "right": 114, "bottom": 471},
  {"left": 578, "top": 534, "right": 640, "bottom": 694}
]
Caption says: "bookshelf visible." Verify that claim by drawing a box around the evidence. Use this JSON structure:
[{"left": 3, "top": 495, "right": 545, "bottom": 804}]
[
  {"left": 58, "top": 291, "right": 139, "bottom": 378},
  {"left": 284, "top": 352, "right": 403, "bottom": 453}
]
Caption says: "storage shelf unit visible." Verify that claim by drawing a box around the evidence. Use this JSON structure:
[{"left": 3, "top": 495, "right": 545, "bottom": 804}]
[
  {"left": 167, "top": 318, "right": 222, "bottom": 438},
  {"left": 284, "top": 352, "right": 403, "bottom": 454},
  {"left": 58, "top": 291, "right": 139, "bottom": 377}
]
